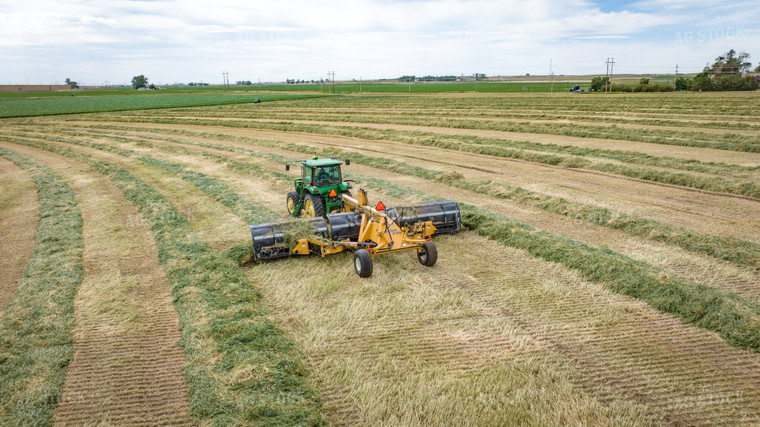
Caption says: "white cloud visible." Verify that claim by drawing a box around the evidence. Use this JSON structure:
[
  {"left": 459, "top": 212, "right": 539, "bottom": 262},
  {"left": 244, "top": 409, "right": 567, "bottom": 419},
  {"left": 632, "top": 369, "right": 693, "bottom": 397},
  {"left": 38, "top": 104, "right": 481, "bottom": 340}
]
[{"left": 0, "top": 0, "right": 758, "bottom": 83}]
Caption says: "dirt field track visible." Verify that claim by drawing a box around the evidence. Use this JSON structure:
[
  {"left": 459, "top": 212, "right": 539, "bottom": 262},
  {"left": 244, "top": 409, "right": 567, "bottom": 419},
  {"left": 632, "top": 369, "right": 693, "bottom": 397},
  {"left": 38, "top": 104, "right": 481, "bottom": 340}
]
[{"left": 2, "top": 91, "right": 760, "bottom": 425}]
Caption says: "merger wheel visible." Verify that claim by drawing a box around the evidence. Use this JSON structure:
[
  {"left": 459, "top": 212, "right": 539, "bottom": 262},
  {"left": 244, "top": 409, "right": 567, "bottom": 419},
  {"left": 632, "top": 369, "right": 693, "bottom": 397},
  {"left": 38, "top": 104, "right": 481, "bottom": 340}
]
[
  {"left": 354, "top": 249, "right": 373, "bottom": 278},
  {"left": 304, "top": 193, "right": 326, "bottom": 217},
  {"left": 417, "top": 240, "right": 438, "bottom": 267},
  {"left": 286, "top": 191, "right": 300, "bottom": 216}
]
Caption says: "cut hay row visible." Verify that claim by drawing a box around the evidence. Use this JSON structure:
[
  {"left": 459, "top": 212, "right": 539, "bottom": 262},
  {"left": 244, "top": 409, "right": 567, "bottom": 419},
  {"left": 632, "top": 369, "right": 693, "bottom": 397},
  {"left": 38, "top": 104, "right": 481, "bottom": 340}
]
[
  {"left": 209, "top": 104, "right": 760, "bottom": 131},
  {"left": 246, "top": 231, "right": 760, "bottom": 425},
  {"left": 81, "top": 116, "right": 760, "bottom": 177},
  {"left": 18, "top": 124, "right": 760, "bottom": 308},
  {"left": 13, "top": 129, "right": 760, "bottom": 356},
  {"left": 215, "top": 91, "right": 760, "bottom": 117},
  {"left": 1, "top": 138, "right": 323, "bottom": 425},
  {"left": 0, "top": 157, "right": 38, "bottom": 312},
  {"left": 0, "top": 146, "right": 83, "bottom": 425},
  {"left": 142, "top": 109, "right": 760, "bottom": 152},
  {"left": 5, "top": 143, "right": 191, "bottom": 425},
  {"left": 77, "top": 116, "right": 760, "bottom": 199},
  {"left": 123, "top": 97, "right": 760, "bottom": 149},
  {"left": 20, "top": 127, "right": 760, "bottom": 424},
  {"left": 133, "top": 110, "right": 760, "bottom": 166},
  {"left": 41, "top": 124, "right": 760, "bottom": 272}
]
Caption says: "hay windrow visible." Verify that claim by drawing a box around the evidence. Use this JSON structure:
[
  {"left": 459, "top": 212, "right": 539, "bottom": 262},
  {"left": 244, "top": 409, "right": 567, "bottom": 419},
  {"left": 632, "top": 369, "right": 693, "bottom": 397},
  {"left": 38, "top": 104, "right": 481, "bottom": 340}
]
[
  {"left": 2, "top": 138, "right": 324, "bottom": 425},
  {"left": 0, "top": 147, "right": 83, "bottom": 425}
]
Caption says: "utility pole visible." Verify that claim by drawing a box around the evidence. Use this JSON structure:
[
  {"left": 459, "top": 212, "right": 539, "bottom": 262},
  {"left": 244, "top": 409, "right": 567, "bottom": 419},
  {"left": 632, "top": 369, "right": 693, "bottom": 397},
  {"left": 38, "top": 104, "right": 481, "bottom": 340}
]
[
  {"left": 359, "top": 76, "right": 362, "bottom": 93},
  {"left": 460, "top": 73, "right": 464, "bottom": 93},
  {"left": 550, "top": 59, "right": 554, "bottom": 94},
  {"left": 674, "top": 64, "right": 679, "bottom": 88},
  {"left": 327, "top": 71, "right": 335, "bottom": 93},
  {"left": 222, "top": 71, "right": 230, "bottom": 88},
  {"left": 604, "top": 58, "right": 615, "bottom": 92}
]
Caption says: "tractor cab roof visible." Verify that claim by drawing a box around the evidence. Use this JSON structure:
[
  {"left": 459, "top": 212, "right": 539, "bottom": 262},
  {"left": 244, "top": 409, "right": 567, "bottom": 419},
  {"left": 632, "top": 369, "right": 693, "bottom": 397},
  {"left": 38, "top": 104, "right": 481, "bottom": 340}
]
[{"left": 302, "top": 157, "right": 342, "bottom": 168}]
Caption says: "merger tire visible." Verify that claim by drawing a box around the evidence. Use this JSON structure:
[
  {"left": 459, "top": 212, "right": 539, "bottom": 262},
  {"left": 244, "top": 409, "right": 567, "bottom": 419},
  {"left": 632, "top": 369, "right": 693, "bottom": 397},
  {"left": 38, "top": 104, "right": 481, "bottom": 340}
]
[
  {"left": 286, "top": 191, "right": 300, "bottom": 216},
  {"left": 354, "top": 249, "right": 373, "bottom": 278},
  {"left": 417, "top": 240, "right": 438, "bottom": 267}
]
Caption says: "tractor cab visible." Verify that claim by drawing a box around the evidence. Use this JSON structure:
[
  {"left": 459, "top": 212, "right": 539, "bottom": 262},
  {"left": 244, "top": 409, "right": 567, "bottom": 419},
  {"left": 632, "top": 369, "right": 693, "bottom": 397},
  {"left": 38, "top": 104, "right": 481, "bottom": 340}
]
[
  {"left": 286, "top": 157, "right": 353, "bottom": 217},
  {"left": 302, "top": 159, "right": 343, "bottom": 188}
]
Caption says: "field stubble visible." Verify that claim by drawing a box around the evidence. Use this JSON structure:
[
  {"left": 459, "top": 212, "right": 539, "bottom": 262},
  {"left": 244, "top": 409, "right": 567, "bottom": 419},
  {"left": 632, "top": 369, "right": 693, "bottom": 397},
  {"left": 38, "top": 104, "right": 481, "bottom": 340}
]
[
  {"left": 2, "top": 143, "right": 191, "bottom": 425},
  {"left": 0, "top": 157, "right": 38, "bottom": 313},
  {"left": 11, "top": 125, "right": 760, "bottom": 425},
  {"left": 3, "top": 92, "right": 760, "bottom": 425},
  {"left": 51, "top": 119, "right": 760, "bottom": 243}
]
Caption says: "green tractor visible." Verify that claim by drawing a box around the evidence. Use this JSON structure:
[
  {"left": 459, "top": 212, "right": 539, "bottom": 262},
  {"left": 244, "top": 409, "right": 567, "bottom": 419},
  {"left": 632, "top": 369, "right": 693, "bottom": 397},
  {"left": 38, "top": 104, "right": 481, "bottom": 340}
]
[{"left": 286, "top": 157, "right": 354, "bottom": 217}]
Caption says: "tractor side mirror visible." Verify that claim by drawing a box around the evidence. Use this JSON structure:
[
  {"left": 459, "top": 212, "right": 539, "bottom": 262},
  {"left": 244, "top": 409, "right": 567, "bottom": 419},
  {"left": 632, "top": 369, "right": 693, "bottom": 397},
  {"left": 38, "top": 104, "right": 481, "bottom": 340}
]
[
  {"left": 345, "top": 159, "right": 350, "bottom": 166},
  {"left": 285, "top": 164, "right": 290, "bottom": 171}
]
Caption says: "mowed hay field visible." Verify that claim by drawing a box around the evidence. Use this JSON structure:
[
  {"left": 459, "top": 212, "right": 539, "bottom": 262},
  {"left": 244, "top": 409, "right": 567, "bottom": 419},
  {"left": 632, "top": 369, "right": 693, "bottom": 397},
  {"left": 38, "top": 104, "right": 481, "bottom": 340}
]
[{"left": 2, "top": 91, "right": 760, "bottom": 425}]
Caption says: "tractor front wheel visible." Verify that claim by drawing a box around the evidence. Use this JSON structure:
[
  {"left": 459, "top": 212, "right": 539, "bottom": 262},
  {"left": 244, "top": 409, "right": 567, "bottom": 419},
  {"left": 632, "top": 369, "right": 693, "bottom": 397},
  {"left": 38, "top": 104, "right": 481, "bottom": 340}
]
[
  {"left": 354, "top": 249, "right": 373, "bottom": 278},
  {"left": 304, "top": 193, "right": 326, "bottom": 217},
  {"left": 417, "top": 241, "right": 438, "bottom": 267},
  {"left": 286, "top": 191, "right": 300, "bottom": 216}
]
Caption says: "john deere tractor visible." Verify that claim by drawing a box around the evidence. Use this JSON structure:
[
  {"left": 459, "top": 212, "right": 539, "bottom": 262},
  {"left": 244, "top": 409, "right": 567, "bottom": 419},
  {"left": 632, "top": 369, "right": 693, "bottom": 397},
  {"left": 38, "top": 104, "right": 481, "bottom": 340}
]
[{"left": 286, "top": 157, "right": 354, "bottom": 217}]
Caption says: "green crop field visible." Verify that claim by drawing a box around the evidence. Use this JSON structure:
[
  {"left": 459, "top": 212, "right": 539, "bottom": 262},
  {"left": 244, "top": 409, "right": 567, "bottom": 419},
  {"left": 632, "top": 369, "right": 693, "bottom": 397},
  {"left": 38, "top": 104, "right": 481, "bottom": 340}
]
[
  {"left": 0, "top": 92, "right": 323, "bottom": 118},
  {"left": 1, "top": 90, "right": 760, "bottom": 425}
]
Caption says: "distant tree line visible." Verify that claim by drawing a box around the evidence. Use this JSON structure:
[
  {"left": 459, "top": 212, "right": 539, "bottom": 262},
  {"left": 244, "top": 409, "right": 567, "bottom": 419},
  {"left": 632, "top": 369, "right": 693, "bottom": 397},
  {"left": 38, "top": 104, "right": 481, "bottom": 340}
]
[
  {"left": 236, "top": 81, "right": 253, "bottom": 85},
  {"left": 592, "top": 49, "right": 759, "bottom": 92},
  {"left": 397, "top": 75, "right": 485, "bottom": 82},
  {"left": 187, "top": 82, "right": 209, "bottom": 86},
  {"left": 285, "top": 79, "right": 326, "bottom": 84},
  {"left": 690, "top": 50, "right": 759, "bottom": 91}
]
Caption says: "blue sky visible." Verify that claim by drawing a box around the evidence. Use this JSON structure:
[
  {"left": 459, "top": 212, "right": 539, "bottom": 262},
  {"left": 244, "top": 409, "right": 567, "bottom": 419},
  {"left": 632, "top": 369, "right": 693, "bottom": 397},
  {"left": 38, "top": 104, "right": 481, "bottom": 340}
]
[{"left": 1, "top": 0, "right": 758, "bottom": 85}]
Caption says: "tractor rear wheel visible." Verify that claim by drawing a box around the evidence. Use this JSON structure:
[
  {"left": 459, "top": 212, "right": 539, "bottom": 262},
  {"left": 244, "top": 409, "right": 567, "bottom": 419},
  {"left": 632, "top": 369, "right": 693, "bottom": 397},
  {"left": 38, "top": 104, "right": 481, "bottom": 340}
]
[
  {"left": 286, "top": 191, "right": 300, "bottom": 216},
  {"left": 417, "top": 241, "right": 438, "bottom": 267},
  {"left": 304, "top": 193, "right": 325, "bottom": 217},
  {"left": 354, "top": 249, "right": 373, "bottom": 278}
]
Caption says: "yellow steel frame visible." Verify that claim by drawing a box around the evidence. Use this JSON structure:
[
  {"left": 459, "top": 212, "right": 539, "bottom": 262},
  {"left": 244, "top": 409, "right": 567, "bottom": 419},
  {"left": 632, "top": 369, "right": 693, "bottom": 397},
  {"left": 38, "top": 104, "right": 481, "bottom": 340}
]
[{"left": 292, "top": 190, "right": 436, "bottom": 258}]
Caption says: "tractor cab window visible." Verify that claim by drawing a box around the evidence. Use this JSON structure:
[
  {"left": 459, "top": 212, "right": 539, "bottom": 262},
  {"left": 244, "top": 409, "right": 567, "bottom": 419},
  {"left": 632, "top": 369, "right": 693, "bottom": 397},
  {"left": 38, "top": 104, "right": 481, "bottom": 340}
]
[
  {"left": 315, "top": 165, "right": 341, "bottom": 187},
  {"left": 302, "top": 165, "right": 312, "bottom": 183}
]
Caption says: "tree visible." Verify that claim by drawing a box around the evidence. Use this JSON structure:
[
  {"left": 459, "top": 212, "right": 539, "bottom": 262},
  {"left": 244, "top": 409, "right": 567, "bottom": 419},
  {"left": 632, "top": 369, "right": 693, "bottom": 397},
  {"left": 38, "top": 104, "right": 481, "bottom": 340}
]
[
  {"left": 590, "top": 76, "right": 609, "bottom": 91},
  {"left": 639, "top": 78, "right": 649, "bottom": 85},
  {"left": 756, "top": 65, "right": 760, "bottom": 72},
  {"left": 131, "top": 75, "right": 148, "bottom": 89},
  {"left": 691, "top": 72, "right": 713, "bottom": 91},
  {"left": 64, "top": 77, "right": 78, "bottom": 89},
  {"left": 675, "top": 77, "right": 691, "bottom": 91},
  {"left": 706, "top": 49, "right": 752, "bottom": 74}
]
